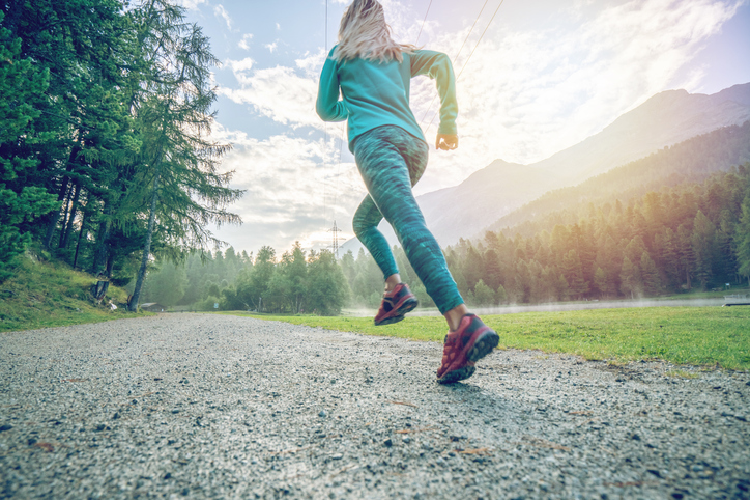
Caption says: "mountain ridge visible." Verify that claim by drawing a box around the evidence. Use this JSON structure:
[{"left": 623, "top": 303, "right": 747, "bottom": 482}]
[
  {"left": 484, "top": 120, "right": 750, "bottom": 239},
  {"left": 341, "top": 82, "right": 750, "bottom": 254},
  {"left": 417, "top": 82, "right": 750, "bottom": 245}
]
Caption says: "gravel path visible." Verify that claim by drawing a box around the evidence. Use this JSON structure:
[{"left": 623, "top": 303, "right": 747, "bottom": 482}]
[{"left": 1, "top": 313, "right": 749, "bottom": 499}]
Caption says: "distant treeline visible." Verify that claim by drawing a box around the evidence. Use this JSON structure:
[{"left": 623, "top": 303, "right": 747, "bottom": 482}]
[
  {"left": 0, "top": 1, "right": 240, "bottom": 308},
  {"left": 141, "top": 162, "right": 750, "bottom": 311},
  {"left": 139, "top": 245, "right": 349, "bottom": 315},
  {"left": 444, "top": 165, "right": 750, "bottom": 304}
]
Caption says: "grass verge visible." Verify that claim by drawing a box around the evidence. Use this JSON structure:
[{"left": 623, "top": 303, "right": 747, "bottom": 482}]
[
  {"left": 1, "top": 252, "right": 145, "bottom": 333},
  {"left": 223, "top": 307, "right": 750, "bottom": 371}
]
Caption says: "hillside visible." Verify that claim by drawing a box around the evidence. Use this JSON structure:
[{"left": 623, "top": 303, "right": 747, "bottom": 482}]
[
  {"left": 485, "top": 120, "right": 750, "bottom": 237},
  {"left": 415, "top": 83, "right": 750, "bottom": 246},
  {"left": 0, "top": 250, "right": 140, "bottom": 332}
]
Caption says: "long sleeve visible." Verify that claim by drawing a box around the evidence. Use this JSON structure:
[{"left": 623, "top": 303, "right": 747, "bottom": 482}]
[
  {"left": 316, "top": 49, "right": 349, "bottom": 122},
  {"left": 409, "top": 50, "right": 458, "bottom": 135}
]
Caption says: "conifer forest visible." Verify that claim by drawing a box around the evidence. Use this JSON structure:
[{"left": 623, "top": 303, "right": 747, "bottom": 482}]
[
  {"left": 1, "top": 0, "right": 241, "bottom": 310},
  {"left": 2, "top": 1, "right": 750, "bottom": 314}
]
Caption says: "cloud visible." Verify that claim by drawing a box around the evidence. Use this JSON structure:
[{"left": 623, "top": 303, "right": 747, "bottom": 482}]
[
  {"left": 226, "top": 57, "right": 254, "bottom": 75},
  {"left": 265, "top": 42, "right": 279, "bottom": 53},
  {"left": 172, "top": 0, "right": 206, "bottom": 9},
  {"left": 209, "top": 0, "right": 744, "bottom": 252},
  {"left": 295, "top": 49, "right": 328, "bottom": 78},
  {"left": 210, "top": 124, "right": 363, "bottom": 253},
  {"left": 404, "top": 0, "right": 743, "bottom": 194},
  {"left": 213, "top": 4, "right": 233, "bottom": 30},
  {"left": 238, "top": 33, "right": 253, "bottom": 50},
  {"left": 220, "top": 62, "right": 322, "bottom": 129}
]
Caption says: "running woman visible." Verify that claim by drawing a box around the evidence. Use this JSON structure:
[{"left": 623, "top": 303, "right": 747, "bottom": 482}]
[{"left": 316, "top": 0, "right": 499, "bottom": 384}]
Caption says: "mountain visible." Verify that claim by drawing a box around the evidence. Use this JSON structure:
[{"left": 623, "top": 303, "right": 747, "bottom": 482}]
[
  {"left": 486, "top": 121, "right": 750, "bottom": 238},
  {"left": 340, "top": 83, "right": 750, "bottom": 254},
  {"left": 417, "top": 83, "right": 750, "bottom": 245}
]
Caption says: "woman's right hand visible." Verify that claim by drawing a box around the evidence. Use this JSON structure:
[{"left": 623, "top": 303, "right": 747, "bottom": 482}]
[{"left": 436, "top": 134, "right": 458, "bottom": 150}]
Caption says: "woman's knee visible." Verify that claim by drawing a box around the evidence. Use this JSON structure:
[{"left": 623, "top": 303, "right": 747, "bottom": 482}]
[{"left": 352, "top": 215, "right": 373, "bottom": 239}]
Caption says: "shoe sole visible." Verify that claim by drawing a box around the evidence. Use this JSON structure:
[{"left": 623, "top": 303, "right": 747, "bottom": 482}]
[
  {"left": 436, "top": 364, "right": 475, "bottom": 384},
  {"left": 437, "top": 330, "right": 499, "bottom": 385},
  {"left": 467, "top": 330, "right": 499, "bottom": 363},
  {"left": 374, "top": 297, "right": 418, "bottom": 326}
]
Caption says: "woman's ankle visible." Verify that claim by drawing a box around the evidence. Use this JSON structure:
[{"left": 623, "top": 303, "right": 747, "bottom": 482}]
[
  {"left": 443, "top": 304, "right": 469, "bottom": 331},
  {"left": 384, "top": 274, "right": 401, "bottom": 292}
]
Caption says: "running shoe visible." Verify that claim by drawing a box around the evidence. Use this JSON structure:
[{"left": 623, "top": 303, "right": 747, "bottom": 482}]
[
  {"left": 373, "top": 283, "right": 418, "bottom": 326},
  {"left": 437, "top": 313, "right": 499, "bottom": 384}
]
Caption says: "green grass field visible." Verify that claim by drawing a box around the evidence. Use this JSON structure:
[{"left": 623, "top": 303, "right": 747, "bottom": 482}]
[
  {"left": 223, "top": 307, "right": 750, "bottom": 371},
  {"left": 4, "top": 253, "right": 747, "bottom": 371},
  {"left": 0, "top": 253, "right": 144, "bottom": 333}
]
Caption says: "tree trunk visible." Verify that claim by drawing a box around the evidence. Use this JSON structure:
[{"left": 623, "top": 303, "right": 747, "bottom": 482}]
[
  {"left": 44, "top": 177, "right": 69, "bottom": 249},
  {"left": 60, "top": 181, "right": 81, "bottom": 249},
  {"left": 92, "top": 201, "right": 113, "bottom": 274},
  {"left": 106, "top": 252, "right": 116, "bottom": 279},
  {"left": 73, "top": 209, "right": 88, "bottom": 270},
  {"left": 57, "top": 185, "right": 72, "bottom": 249},
  {"left": 129, "top": 175, "right": 160, "bottom": 311},
  {"left": 45, "top": 145, "right": 80, "bottom": 249}
]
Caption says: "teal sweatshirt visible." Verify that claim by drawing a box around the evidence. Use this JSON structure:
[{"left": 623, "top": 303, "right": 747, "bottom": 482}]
[{"left": 316, "top": 47, "right": 458, "bottom": 152}]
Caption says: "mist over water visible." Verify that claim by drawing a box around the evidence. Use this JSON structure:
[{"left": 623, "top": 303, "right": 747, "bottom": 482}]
[{"left": 345, "top": 298, "right": 747, "bottom": 317}]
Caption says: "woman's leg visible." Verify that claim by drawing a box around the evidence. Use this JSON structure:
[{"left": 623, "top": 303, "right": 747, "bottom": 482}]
[
  {"left": 354, "top": 126, "right": 497, "bottom": 383},
  {"left": 352, "top": 193, "right": 399, "bottom": 284},
  {"left": 353, "top": 126, "right": 463, "bottom": 315}
]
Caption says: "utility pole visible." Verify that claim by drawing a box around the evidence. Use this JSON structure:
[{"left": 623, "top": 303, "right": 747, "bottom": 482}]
[{"left": 328, "top": 220, "right": 340, "bottom": 258}]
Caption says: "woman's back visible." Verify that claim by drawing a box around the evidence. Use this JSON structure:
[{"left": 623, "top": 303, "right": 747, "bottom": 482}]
[{"left": 317, "top": 48, "right": 457, "bottom": 152}]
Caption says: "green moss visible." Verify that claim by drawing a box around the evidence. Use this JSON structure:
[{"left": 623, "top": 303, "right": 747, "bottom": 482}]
[{"left": 0, "top": 253, "right": 147, "bottom": 333}]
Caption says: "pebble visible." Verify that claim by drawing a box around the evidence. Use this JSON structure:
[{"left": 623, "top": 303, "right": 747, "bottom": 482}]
[{"left": 0, "top": 313, "right": 748, "bottom": 499}]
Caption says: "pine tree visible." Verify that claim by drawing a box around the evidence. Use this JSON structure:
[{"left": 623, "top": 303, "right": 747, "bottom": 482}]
[
  {"left": 128, "top": 2, "right": 243, "bottom": 310},
  {"left": 307, "top": 250, "right": 349, "bottom": 315},
  {"left": 496, "top": 284, "right": 508, "bottom": 304},
  {"left": 473, "top": 279, "right": 496, "bottom": 306},
  {"left": 594, "top": 267, "right": 609, "bottom": 299},
  {"left": 640, "top": 252, "right": 663, "bottom": 296},
  {"left": 561, "top": 249, "right": 589, "bottom": 299},
  {"left": 0, "top": 11, "right": 58, "bottom": 279},
  {"left": 736, "top": 194, "right": 750, "bottom": 285},
  {"left": 675, "top": 224, "right": 693, "bottom": 290},
  {"left": 281, "top": 242, "right": 308, "bottom": 313},
  {"left": 244, "top": 246, "right": 276, "bottom": 311},
  {"left": 620, "top": 256, "right": 642, "bottom": 298},
  {"left": 691, "top": 211, "right": 716, "bottom": 290},
  {"left": 461, "top": 244, "right": 485, "bottom": 291}
]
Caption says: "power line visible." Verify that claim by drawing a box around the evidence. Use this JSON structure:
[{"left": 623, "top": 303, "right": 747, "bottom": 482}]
[
  {"left": 331, "top": 125, "right": 346, "bottom": 223},
  {"left": 325, "top": 0, "right": 328, "bottom": 50},
  {"left": 323, "top": 0, "right": 329, "bottom": 223},
  {"left": 453, "top": 0, "right": 490, "bottom": 69},
  {"left": 455, "top": 0, "right": 504, "bottom": 81},
  {"left": 422, "top": 0, "right": 505, "bottom": 133},
  {"left": 418, "top": 0, "right": 490, "bottom": 125},
  {"left": 415, "top": 0, "right": 434, "bottom": 45}
]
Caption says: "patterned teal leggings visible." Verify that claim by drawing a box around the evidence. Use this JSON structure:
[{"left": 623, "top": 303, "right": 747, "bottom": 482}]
[{"left": 352, "top": 125, "right": 464, "bottom": 314}]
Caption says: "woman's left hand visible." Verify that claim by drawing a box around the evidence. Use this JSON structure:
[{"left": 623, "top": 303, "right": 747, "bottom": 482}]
[{"left": 435, "top": 134, "right": 458, "bottom": 150}]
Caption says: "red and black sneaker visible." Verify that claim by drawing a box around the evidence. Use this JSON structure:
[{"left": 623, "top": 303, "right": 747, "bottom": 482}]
[
  {"left": 437, "top": 314, "right": 499, "bottom": 384},
  {"left": 373, "top": 283, "right": 418, "bottom": 326}
]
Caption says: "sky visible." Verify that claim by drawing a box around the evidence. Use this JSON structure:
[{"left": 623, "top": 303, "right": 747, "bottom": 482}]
[{"left": 173, "top": 0, "right": 750, "bottom": 258}]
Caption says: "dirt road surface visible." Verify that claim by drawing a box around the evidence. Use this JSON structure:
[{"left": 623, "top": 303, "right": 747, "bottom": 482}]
[{"left": 1, "top": 313, "right": 748, "bottom": 499}]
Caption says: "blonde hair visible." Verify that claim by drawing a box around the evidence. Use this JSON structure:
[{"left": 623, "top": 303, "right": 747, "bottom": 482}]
[{"left": 334, "top": 0, "right": 415, "bottom": 63}]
